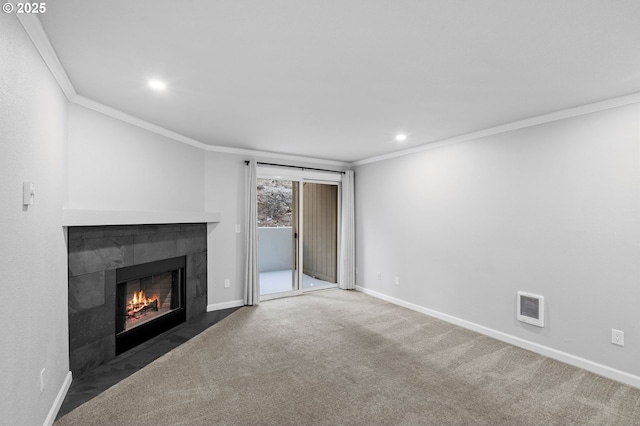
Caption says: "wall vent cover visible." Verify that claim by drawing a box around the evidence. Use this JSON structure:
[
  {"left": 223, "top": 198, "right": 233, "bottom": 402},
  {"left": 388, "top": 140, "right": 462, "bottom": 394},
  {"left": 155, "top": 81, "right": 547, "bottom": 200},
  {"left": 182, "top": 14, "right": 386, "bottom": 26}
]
[{"left": 517, "top": 291, "right": 544, "bottom": 327}]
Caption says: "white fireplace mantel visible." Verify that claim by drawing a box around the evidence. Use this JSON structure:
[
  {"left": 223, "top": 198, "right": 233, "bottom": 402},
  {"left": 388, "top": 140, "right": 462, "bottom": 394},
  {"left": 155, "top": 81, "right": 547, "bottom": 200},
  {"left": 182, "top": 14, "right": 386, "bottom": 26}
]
[{"left": 62, "top": 209, "right": 221, "bottom": 226}]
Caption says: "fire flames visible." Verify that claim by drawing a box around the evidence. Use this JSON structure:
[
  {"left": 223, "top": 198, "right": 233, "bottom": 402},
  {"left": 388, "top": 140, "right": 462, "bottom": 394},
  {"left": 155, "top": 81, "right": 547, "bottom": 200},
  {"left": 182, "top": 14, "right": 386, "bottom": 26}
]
[{"left": 127, "top": 290, "right": 158, "bottom": 319}]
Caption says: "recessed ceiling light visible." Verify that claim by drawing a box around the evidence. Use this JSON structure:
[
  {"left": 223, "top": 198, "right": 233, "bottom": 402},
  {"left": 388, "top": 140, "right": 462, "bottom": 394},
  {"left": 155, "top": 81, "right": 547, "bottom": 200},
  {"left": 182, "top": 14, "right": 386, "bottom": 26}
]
[
  {"left": 395, "top": 133, "right": 408, "bottom": 142},
  {"left": 148, "top": 79, "right": 166, "bottom": 91}
]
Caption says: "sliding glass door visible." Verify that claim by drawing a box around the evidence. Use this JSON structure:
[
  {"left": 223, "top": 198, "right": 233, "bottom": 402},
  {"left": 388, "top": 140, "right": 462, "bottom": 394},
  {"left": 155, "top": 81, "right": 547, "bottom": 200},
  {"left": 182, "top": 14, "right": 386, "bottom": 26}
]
[
  {"left": 302, "top": 182, "right": 339, "bottom": 290},
  {"left": 257, "top": 167, "right": 340, "bottom": 300},
  {"left": 257, "top": 178, "right": 299, "bottom": 297}
]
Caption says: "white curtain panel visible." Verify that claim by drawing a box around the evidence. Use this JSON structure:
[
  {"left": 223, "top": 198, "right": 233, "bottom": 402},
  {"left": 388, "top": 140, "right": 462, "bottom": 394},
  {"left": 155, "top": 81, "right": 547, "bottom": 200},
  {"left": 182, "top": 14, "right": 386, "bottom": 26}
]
[
  {"left": 339, "top": 170, "right": 356, "bottom": 290},
  {"left": 244, "top": 159, "right": 260, "bottom": 305}
]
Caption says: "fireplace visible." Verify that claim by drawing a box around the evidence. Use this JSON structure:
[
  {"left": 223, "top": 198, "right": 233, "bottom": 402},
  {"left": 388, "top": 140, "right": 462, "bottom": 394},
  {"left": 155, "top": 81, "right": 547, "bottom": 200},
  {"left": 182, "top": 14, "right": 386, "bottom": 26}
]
[
  {"left": 67, "top": 223, "right": 208, "bottom": 377},
  {"left": 115, "top": 256, "right": 187, "bottom": 355}
]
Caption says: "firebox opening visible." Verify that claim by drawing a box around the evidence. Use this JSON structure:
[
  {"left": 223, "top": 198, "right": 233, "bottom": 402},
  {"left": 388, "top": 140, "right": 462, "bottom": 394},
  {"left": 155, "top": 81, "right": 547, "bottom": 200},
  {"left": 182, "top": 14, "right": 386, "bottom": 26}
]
[{"left": 115, "top": 256, "right": 186, "bottom": 355}]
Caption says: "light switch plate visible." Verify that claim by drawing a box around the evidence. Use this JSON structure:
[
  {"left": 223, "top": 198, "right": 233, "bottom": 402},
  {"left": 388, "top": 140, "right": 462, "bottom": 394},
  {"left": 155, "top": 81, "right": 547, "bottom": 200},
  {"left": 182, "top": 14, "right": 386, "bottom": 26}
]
[{"left": 23, "top": 182, "right": 35, "bottom": 205}]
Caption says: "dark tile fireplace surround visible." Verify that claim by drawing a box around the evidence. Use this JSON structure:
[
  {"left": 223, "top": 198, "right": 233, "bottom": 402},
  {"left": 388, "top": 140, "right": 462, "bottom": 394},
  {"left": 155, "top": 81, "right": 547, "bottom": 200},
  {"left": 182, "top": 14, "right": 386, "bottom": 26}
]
[{"left": 67, "top": 223, "right": 207, "bottom": 377}]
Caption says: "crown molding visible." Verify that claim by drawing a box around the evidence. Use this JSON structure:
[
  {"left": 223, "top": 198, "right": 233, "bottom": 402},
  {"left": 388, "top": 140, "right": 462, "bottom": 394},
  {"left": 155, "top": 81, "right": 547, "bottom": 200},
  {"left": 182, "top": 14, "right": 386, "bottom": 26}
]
[
  {"left": 16, "top": 14, "right": 76, "bottom": 100},
  {"left": 22, "top": 13, "right": 638, "bottom": 170},
  {"left": 352, "top": 91, "right": 640, "bottom": 167},
  {"left": 18, "top": 14, "right": 349, "bottom": 168},
  {"left": 209, "top": 145, "right": 350, "bottom": 167},
  {"left": 73, "top": 95, "right": 349, "bottom": 167},
  {"left": 72, "top": 95, "right": 212, "bottom": 150}
]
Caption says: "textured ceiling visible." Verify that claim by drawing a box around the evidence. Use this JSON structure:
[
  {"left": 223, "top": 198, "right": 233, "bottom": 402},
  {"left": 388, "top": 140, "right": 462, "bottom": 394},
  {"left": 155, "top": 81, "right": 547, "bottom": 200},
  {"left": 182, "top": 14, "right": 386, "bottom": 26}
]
[{"left": 38, "top": 0, "right": 640, "bottom": 163}]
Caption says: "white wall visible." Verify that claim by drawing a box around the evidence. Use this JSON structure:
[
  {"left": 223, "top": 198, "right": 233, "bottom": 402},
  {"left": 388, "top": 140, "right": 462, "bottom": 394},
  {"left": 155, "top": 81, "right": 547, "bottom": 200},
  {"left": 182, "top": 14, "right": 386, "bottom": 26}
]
[
  {"left": 0, "top": 14, "right": 70, "bottom": 425},
  {"left": 67, "top": 103, "right": 205, "bottom": 212},
  {"left": 204, "top": 152, "right": 247, "bottom": 307},
  {"left": 355, "top": 103, "right": 640, "bottom": 381}
]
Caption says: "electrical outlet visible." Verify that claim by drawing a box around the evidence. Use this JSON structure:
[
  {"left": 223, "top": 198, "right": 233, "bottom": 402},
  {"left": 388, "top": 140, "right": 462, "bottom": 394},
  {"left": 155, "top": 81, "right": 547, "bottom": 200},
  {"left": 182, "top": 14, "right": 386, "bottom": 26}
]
[
  {"left": 394, "top": 276, "right": 400, "bottom": 285},
  {"left": 224, "top": 279, "right": 230, "bottom": 288},
  {"left": 376, "top": 272, "right": 381, "bottom": 280},
  {"left": 612, "top": 329, "right": 624, "bottom": 346},
  {"left": 40, "top": 368, "right": 45, "bottom": 394}
]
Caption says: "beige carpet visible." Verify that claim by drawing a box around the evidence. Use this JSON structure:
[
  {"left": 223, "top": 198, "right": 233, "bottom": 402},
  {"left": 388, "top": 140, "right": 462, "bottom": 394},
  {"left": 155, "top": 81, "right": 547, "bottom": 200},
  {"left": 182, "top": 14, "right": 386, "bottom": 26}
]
[{"left": 56, "top": 289, "right": 640, "bottom": 425}]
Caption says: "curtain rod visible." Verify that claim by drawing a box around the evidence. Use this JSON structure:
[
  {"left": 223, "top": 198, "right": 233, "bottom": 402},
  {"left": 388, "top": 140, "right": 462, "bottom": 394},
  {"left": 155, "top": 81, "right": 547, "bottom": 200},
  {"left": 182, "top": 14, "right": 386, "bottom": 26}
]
[{"left": 244, "top": 161, "right": 345, "bottom": 174}]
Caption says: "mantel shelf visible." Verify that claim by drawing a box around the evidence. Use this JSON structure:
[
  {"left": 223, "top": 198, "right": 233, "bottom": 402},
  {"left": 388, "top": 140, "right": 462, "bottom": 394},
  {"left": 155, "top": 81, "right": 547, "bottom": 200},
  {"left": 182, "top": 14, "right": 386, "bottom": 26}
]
[{"left": 62, "top": 209, "right": 221, "bottom": 226}]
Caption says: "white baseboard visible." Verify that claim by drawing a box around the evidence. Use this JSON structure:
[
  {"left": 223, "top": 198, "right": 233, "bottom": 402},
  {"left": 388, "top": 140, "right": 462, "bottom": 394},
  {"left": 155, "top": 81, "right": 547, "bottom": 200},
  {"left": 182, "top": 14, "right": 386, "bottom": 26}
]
[
  {"left": 207, "top": 299, "right": 244, "bottom": 311},
  {"left": 356, "top": 286, "right": 640, "bottom": 389},
  {"left": 44, "top": 371, "right": 72, "bottom": 426}
]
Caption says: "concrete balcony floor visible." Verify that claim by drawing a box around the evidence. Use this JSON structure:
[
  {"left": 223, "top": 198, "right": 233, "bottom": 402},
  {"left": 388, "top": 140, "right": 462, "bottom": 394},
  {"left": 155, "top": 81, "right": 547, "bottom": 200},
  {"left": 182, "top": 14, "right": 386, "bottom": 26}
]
[{"left": 260, "top": 270, "right": 335, "bottom": 295}]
